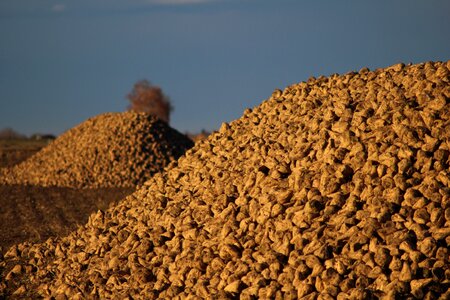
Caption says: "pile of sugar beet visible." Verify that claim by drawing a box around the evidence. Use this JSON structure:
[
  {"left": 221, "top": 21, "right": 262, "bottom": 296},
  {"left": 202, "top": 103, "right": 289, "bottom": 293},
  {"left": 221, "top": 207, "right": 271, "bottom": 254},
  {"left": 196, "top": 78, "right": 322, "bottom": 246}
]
[
  {"left": 0, "top": 112, "right": 194, "bottom": 188},
  {"left": 1, "top": 61, "right": 449, "bottom": 299}
]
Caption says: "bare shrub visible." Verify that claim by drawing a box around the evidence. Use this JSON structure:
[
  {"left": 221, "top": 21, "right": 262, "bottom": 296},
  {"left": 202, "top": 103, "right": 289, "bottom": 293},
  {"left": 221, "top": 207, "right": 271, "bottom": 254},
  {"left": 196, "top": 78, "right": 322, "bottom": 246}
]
[{"left": 127, "top": 80, "right": 173, "bottom": 123}]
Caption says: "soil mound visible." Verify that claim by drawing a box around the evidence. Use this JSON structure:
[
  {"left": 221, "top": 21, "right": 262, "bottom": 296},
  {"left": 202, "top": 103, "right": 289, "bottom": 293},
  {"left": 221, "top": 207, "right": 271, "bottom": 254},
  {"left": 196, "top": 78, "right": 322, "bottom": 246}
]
[
  {"left": 0, "top": 112, "right": 194, "bottom": 188},
  {"left": 1, "top": 61, "right": 449, "bottom": 299}
]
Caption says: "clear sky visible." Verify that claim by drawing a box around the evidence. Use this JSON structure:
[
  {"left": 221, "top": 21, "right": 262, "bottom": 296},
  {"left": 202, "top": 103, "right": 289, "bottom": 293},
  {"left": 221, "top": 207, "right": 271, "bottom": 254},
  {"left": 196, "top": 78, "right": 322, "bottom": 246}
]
[{"left": 1, "top": 0, "right": 449, "bottom": 136}]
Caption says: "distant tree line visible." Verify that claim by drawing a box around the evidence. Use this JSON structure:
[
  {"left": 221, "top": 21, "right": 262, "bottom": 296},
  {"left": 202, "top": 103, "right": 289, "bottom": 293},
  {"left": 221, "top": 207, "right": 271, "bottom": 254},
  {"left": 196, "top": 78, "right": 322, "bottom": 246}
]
[
  {"left": 0, "top": 128, "right": 26, "bottom": 140},
  {"left": 0, "top": 128, "right": 55, "bottom": 140}
]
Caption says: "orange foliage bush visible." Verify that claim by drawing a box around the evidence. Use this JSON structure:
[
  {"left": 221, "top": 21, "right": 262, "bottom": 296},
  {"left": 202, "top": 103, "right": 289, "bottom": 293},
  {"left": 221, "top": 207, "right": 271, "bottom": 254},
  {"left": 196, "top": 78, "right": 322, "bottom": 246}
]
[{"left": 127, "top": 80, "right": 173, "bottom": 123}]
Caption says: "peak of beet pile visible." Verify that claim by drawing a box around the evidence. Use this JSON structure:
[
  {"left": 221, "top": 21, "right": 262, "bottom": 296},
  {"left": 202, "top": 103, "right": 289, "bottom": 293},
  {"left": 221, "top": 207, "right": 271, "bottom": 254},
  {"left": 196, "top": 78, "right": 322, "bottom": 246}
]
[
  {"left": 1, "top": 61, "right": 449, "bottom": 299},
  {"left": 0, "top": 112, "right": 194, "bottom": 188}
]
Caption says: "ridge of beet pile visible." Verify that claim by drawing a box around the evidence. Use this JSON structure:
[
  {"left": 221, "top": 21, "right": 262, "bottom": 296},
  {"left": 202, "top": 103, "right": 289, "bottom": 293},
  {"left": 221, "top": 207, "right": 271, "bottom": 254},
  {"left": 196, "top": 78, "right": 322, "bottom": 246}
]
[{"left": 1, "top": 61, "right": 449, "bottom": 299}]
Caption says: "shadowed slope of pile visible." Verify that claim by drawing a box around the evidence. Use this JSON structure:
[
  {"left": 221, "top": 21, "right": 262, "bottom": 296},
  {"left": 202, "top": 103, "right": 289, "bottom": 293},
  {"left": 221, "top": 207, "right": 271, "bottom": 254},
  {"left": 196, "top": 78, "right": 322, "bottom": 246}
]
[
  {"left": 1, "top": 61, "right": 449, "bottom": 299},
  {"left": 0, "top": 112, "right": 194, "bottom": 188}
]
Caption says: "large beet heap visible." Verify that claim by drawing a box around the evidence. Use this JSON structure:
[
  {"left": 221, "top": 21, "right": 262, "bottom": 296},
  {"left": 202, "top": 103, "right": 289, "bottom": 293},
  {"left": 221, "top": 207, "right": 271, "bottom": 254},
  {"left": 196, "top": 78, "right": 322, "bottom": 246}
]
[
  {"left": 0, "top": 112, "right": 194, "bottom": 188},
  {"left": 1, "top": 61, "right": 449, "bottom": 299}
]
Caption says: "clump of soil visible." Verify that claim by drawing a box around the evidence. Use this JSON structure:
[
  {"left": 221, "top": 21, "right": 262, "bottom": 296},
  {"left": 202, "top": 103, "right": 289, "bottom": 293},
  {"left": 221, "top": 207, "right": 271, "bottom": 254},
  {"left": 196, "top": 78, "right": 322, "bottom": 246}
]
[
  {"left": 1, "top": 61, "right": 449, "bottom": 299},
  {"left": 0, "top": 112, "right": 194, "bottom": 188}
]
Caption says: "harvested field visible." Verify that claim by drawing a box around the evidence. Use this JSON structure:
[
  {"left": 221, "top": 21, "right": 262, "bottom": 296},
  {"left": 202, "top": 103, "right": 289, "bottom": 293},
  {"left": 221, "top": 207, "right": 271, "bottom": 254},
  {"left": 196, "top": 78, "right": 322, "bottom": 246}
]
[
  {"left": 0, "top": 112, "right": 194, "bottom": 188},
  {"left": 1, "top": 61, "right": 449, "bottom": 299},
  {"left": 0, "top": 140, "right": 48, "bottom": 168},
  {"left": 0, "top": 149, "right": 39, "bottom": 169},
  {"left": 0, "top": 185, "right": 134, "bottom": 255}
]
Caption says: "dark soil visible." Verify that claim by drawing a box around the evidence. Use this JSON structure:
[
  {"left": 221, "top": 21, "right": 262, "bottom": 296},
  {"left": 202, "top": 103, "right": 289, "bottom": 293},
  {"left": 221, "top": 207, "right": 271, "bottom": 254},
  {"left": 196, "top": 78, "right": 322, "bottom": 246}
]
[
  {"left": 0, "top": 185, "right": 134, "bottom": 254},
  {"left": 0, "top": 148, "right": 41, "bottom": 168}
]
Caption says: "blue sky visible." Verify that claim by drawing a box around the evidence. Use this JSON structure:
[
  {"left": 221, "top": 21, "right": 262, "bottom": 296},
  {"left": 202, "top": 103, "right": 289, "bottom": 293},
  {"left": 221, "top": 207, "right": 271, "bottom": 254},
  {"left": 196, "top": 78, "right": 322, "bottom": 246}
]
[{"left": 0, "top": 0, "right": 449, "bottom": 136}]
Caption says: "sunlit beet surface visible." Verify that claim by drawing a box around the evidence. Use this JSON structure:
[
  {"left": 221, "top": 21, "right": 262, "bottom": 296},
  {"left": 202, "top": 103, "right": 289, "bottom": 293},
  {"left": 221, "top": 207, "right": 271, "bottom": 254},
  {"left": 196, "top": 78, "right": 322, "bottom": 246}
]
[{"left": 1, "top": 61, "right": 449, "bottom": 299}]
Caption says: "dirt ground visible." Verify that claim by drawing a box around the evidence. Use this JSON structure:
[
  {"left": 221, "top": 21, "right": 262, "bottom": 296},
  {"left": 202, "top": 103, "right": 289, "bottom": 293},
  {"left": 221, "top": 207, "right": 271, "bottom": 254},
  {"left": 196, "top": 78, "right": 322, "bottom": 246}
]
[
  {"left": 0, "top": 142, "right": 135, "bottom": 254},
  {"left": 0, "top": 185, "right": 134, "bottom": 254},
  {"left": 0, "top": 139, "right": 48, "bottom": 168}
]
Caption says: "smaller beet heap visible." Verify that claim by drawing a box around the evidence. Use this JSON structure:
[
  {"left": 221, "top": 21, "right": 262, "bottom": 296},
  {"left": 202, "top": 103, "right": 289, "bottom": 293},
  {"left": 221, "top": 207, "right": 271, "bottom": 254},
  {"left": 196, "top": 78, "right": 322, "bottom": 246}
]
[{"left": 0, "top": 112, "right": 193, "bottom": 188}]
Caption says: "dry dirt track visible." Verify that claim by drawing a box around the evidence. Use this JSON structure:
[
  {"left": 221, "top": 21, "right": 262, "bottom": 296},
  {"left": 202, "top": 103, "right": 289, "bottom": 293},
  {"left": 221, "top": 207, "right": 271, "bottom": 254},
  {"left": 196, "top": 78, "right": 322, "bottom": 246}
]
[{"left": 0, "top": 185, "right": 134, "bottom": 254}]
